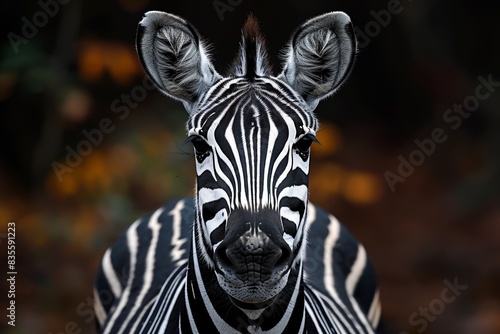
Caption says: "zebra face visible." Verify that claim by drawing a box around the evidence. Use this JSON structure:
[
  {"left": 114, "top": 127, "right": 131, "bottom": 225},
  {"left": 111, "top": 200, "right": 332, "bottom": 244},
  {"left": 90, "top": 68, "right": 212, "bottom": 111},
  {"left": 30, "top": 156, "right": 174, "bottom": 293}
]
[
  {"left": 137, "top": 11, "right": 357, "bottom": 305},
  {"left": 187, "top": 77, "right": 318, "bottom": 303}
]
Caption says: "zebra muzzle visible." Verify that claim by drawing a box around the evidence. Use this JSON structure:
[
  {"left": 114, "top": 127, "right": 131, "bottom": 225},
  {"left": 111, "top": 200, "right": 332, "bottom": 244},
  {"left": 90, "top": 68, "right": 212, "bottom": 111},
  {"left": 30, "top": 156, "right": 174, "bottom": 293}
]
[{"left": 214, "top": 209, "right": 292, "bottom": 284}]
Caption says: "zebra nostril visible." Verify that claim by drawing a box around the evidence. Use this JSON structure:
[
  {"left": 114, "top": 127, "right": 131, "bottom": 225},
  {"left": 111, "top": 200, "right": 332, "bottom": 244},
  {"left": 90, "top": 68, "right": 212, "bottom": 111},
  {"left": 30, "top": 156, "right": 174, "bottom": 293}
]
[
  {"left": 275, "top": 245, "right": 292, "bottom": 269},
  {"left": 215, "top": 241, "right": 291, "bottom": 276},
  {"left": 215, "top": 245, "right": 232, "bottom": 269}
]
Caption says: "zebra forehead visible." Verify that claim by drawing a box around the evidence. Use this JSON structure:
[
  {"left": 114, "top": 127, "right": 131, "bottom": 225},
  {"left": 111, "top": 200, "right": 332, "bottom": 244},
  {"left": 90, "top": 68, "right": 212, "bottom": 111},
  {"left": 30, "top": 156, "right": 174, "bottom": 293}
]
[{"left": 188, "top": 77, "right": 318, "bottom": 135}]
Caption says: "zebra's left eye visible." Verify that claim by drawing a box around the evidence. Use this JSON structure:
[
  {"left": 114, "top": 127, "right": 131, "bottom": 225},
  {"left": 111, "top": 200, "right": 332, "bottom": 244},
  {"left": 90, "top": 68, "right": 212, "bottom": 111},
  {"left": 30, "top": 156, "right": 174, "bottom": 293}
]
[
  {"left": 293, "top": 134, "right": 318, "bottom": 159},
  {"left": 187, "top": 135, "right": 211, "bottom": 162}
]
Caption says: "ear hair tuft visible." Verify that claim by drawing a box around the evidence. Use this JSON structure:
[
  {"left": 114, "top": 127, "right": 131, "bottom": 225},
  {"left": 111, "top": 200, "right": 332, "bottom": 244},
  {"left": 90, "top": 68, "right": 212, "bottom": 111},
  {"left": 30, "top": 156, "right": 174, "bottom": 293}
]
[
  {"left": 278, "top": 12, "right": 357, "bottom": 111},
  {"left": 136, "top": 11, "right": 221, "bottom": 113}
]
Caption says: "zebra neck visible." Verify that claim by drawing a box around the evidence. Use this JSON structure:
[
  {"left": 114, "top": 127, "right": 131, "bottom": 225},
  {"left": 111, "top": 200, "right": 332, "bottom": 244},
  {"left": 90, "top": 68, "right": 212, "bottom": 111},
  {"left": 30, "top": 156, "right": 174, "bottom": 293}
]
[{"left": 181, "top": 226, "right": 306, "bottom": 333}]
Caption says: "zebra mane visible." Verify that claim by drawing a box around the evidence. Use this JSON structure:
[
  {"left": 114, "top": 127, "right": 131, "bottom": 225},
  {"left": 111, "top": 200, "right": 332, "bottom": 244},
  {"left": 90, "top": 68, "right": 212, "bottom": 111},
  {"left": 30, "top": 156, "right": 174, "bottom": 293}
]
[{"left": 231, "top": 14, "right": 272, "bottom": 79}]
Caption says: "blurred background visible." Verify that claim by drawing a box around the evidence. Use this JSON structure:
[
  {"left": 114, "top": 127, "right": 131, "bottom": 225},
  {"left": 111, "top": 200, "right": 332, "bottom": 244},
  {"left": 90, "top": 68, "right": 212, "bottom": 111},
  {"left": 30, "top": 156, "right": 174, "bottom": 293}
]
[{"left": 1, "top": 0, "right": 499, "bottom": 333}]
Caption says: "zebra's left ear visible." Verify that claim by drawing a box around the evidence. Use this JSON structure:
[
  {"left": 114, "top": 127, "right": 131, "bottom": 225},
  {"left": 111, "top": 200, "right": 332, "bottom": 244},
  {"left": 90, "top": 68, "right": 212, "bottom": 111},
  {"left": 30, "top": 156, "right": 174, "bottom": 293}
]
[
  {"left": 136, "top": 11, "right": 221, "bottom": 113},
  {"left": 278, "top": 12, "right": 357, "bottom": 111}
]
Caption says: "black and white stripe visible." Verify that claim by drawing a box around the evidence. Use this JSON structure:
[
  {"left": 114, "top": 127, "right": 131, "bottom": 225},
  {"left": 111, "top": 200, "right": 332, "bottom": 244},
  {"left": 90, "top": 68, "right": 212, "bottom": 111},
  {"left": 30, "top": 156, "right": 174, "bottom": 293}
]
[{"left": 95, "top": 11, "right": 382, "bottom": 334}]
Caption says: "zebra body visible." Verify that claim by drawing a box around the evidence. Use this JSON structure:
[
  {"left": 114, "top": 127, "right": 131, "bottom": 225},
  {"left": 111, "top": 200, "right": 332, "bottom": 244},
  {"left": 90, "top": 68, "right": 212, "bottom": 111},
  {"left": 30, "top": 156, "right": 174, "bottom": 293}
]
[
  {"left": 95, "top": 11, "right": 381, "bottom": 333},
  {"left": 95, "top": 198, "right": 380, "bottom": 333}
]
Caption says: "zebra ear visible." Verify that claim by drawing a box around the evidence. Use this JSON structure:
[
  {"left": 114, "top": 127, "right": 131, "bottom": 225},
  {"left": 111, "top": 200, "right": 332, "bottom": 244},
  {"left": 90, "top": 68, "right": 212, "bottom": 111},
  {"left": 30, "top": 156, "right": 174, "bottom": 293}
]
[
  {"left": 278, "top": 12, "right": 357, "bottom": 111},
  {"left": 136, "top": 11, "right": 221, "bottom": 113}
]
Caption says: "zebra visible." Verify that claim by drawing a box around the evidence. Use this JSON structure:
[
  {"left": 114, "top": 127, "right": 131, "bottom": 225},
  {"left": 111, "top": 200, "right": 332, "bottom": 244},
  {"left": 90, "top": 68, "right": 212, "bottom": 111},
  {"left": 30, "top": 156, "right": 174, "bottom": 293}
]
[{"left": 94, "top": 10, "right": 382, "bottom": 334}]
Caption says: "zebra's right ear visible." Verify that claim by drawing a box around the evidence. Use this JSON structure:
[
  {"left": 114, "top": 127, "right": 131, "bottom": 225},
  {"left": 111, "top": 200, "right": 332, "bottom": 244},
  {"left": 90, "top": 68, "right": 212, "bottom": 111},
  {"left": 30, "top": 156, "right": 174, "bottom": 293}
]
[
  {"left": 278, "top": 12, "right": 357, "bottom": 111},
  {"left": 136, "top": 11, "right": 221, "bottom": 113}
]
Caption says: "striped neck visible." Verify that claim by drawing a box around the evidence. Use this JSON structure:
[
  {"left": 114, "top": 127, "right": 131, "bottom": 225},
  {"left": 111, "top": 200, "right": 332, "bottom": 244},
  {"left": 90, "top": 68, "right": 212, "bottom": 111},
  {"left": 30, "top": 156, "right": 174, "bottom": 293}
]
[{"left": 180, "top": 223, "right": 306, "bottom": 333}]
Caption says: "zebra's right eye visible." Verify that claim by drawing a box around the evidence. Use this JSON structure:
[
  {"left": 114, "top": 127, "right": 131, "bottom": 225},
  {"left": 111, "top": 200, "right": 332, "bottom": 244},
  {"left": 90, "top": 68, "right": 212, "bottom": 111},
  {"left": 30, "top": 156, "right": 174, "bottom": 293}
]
[{"left": 187, "top": 135, "right": 211, "bottom": 162}]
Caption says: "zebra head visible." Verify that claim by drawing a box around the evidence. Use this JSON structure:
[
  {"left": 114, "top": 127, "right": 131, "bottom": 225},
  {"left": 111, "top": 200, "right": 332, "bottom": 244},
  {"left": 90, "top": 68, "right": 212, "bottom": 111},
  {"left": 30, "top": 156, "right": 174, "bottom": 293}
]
[{"left": 137, "top": 11, "right": 356, "bottom": 308}]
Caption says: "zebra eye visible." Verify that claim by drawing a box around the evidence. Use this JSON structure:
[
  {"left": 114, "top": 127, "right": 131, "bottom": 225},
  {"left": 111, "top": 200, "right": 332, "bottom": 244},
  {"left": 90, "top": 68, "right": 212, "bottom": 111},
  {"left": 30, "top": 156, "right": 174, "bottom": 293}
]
[
  {"left": 187, "top": 135, "right": 211, "bottom": 162},
  {"left": 293, "top": 134, "right": 318, "bottom": 154}
]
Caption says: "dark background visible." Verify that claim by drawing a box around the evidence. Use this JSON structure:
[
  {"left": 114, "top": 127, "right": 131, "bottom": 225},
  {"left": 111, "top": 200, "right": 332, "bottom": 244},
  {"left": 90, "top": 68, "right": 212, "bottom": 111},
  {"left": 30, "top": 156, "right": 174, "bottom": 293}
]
[{"left": 1, "top": 0, "right": 499, "bottom": 333}]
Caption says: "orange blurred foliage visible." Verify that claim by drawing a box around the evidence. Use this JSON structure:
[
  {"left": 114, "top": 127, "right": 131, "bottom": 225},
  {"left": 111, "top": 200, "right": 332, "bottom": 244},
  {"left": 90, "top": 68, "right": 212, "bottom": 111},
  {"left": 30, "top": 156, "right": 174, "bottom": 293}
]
[
  {"left": 343, "top": 171, "right": 384, "bottom": 205},
  {"left": 312, "top": 122, "right": 342, "bottom": 157},
  {"left": 78, "top": 40, "right": 142, "bottom": 85},
  {"left": 310, "top": 163, "right": 384, "bottom": 205},
  {"left": 59, "top": 89, "right": 93, "bottom": 124},
  {"left": 47, "top": 151, "right": 113, "bottom": 199}
]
